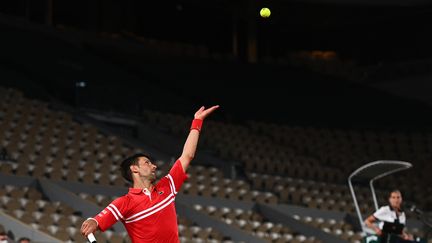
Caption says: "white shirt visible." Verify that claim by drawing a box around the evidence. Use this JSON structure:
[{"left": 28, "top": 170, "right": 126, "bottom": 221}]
[{"left": 373, "top": 205, "right": 406, "bottom": 229}]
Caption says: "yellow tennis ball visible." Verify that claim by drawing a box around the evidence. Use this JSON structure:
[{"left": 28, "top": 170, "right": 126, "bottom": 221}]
[{"left": 260, "top": 7, "right": 271, "bottom": 18}]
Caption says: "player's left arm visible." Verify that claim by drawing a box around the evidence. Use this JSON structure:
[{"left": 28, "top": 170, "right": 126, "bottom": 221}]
[{"left": 178, "top": 105, "right": 219, "bottom": 172}]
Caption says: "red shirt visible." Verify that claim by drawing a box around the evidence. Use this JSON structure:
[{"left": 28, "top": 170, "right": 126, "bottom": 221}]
[{"left": 93, "top": 160, "right": 188, "bottom": 243}]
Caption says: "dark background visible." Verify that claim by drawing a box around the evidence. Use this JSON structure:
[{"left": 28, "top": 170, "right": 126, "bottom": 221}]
[{"left": 1, "top": 0, "right": 432, "bottom": 129}]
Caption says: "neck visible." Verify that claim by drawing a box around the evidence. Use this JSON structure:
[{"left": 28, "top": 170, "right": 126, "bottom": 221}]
[
  {"left": 133, "top": 178, "right": 153, "bottom": 190},
  {"left": 391, "top": 205, "right": 400, "bottom": 211}
]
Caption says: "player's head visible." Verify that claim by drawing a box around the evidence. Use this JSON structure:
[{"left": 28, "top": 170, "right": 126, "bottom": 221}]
[
  {"left": 121, "top": 153, "right": 156, "bottom": 183},
  {"left": 388, "top": 189, "right": 402, "bottom": 209}
]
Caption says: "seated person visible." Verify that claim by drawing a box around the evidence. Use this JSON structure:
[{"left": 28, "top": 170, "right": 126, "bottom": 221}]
[{"left": 364, "top": 189, "right": 414, "bottom": 242}]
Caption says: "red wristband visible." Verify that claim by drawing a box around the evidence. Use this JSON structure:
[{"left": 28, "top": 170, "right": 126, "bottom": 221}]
[{"left": 190, "top": 119, "right": 203, "bottom": 132}]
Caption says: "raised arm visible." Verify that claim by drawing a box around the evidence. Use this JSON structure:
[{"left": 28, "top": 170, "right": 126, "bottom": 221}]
[{"left": 178, "top": 105, "right": 219, "bottom": 171}]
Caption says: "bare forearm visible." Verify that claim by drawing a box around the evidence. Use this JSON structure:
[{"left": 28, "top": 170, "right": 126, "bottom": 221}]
[
  {"left": 179, "top": 129, "right": 200, "bottom": 171},
  {"left": 366, "top": 221, "right": 378, "bottom": 231},
  {"left": 365, "top": 217, "right": 382, "bottom": 235},
  {"left": 178, "top": 105, "right": 219, "bottom": 171}
]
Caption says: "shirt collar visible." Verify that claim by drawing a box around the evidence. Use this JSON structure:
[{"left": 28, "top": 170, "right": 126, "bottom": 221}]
[
  {"left": 128, "top": 187, "right": 155, "bottom": 194},
  {"left": 129, "top": 188, "right": 143, "bottom": 194},
  {"left": 388, "top": 204, "right": 404, "bottom": 213}
]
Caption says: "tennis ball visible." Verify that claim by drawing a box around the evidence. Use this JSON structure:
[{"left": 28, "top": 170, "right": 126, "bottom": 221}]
[{"left": 260, "top": 8, "right": 271, "bottom": 18}]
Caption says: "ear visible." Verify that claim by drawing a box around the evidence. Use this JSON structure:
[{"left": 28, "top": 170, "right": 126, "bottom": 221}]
[{"left": 130, "top": 164, "right": 139, "bottom": 173}]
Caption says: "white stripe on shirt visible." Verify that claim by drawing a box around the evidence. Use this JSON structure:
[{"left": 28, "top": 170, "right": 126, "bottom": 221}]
[
  {"left": 125, "top": 196, "right": 175, "bottom": 223},
  {"left": 167, "top": 174, "right": 177, "bottom": 194},
  {"left": 106, "top": 206, "right": 119, "bottom": 221},
  {"left": 125, "top": 193, "right": 174, "bottom": 221},
  {"left": 109, "top": 204, "right": 124, "bottom": 220}
]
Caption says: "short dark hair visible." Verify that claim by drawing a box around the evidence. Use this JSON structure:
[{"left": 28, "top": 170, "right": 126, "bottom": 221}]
[
  {"left": 120, "top": 153, "right": 152, "bottom": 183},
  {"left": 389, "top": 189, "right": 402, "bottom": 197},
  {"left": 18, "top": 237, "right": 31, "bottom": 242}
]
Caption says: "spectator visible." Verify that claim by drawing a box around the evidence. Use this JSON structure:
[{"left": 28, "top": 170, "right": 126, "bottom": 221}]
[
  {"left": 364, "top": 189, "right": 414, "bottom": 242},
  {"left": 17, "top": 237, "right": 31, "bottom": 243},
  {"left": 0, "top": 231, "right": 12, "bottom": 243}
]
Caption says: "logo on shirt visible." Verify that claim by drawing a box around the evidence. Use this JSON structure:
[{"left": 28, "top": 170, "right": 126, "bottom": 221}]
[{"left": 158, "top": 191, "right": 164, "bottom": 195}]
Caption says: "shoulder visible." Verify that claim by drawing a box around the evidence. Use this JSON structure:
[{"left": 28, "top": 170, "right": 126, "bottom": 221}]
[
  {"left": 112, "top": 194, "right": 130, "bottom": 205},
  {"left": 378, "top": 205, "right": 390, "bottom": 211},
  {"left": 374, "top": 205, "right": 390, "bottom": 215},
  {"left": 156, "top": 175, "right": 169, "bottom": 186},
  {"left": 382, "top": 205, "right": 390, "bottom": 210},
  {"left": 170, "top": 160, "right": 183, "bottom": 171}
]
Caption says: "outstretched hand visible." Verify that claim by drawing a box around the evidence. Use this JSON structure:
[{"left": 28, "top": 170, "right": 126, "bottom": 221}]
[{"left": 194, "top": 105, "right": 219, "bottom": 120}]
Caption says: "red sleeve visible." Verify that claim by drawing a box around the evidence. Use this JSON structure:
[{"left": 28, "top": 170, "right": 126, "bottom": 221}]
[
  {"left": 166, "top": 160, "right": 188, "bottom": 194},
  {"left": 93, "top": 196, "right": 127, "bottom": 232}
]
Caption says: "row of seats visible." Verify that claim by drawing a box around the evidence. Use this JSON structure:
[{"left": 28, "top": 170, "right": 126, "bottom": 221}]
[
  {"left": 137, "top": 107, "right": 432, "bottom": 242},
  {"left": 177, "top": 217, "right": 233, "bottom": 243},
  {"left": 247, "top": 122, "right": 432, "bottom": 211},
  {"left": 193, "top": 204, "right": 321, "bottom": 243},
  {"left": 141, "top": 107, "right": 432, "bottom": 212},
  {"left": 0, "top": 86, "right": 284, "bottom": 242},
  {"left": 293, "top": 215, "right": 363, "bottom": 242},
  {"left": 247, "top": 172, "right": 387, "bottom": 214},
  {"left": 3, "top": 86, "right": 425, "bottom": 242},
  {"left": 182, "top": 168, "right": 278, "bottom": 203},
  {"left": 0, "top": 184, "right": 130, "bottom": 242},
  {"left": 141, "top": 109, "right": 345, "bottom": 184},
  {"left": 0, "top": 88, "right": 281, "bottom": 206}
]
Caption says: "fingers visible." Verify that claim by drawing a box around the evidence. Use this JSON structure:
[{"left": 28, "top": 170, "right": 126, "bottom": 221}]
[
  {"left": 81, "top": 222, "right": 90, "bottom": 236},
  {"left": 202, "top": 105, "right": 219, "bottom": 114},
  {"left": 203, "top": 105, "right": 219, "bottom": 116},
  {"left": 80, "top": 220, "right": 96, "bottom": 237},
  {"left": 81, "top": 222, "right": 88, "bottom": 236},
  {"left": 194, "top": 105, "right": 219, "bottom": 119},
  {"left": 207, "top": 105, "right": 220, "bottom": 112}
]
